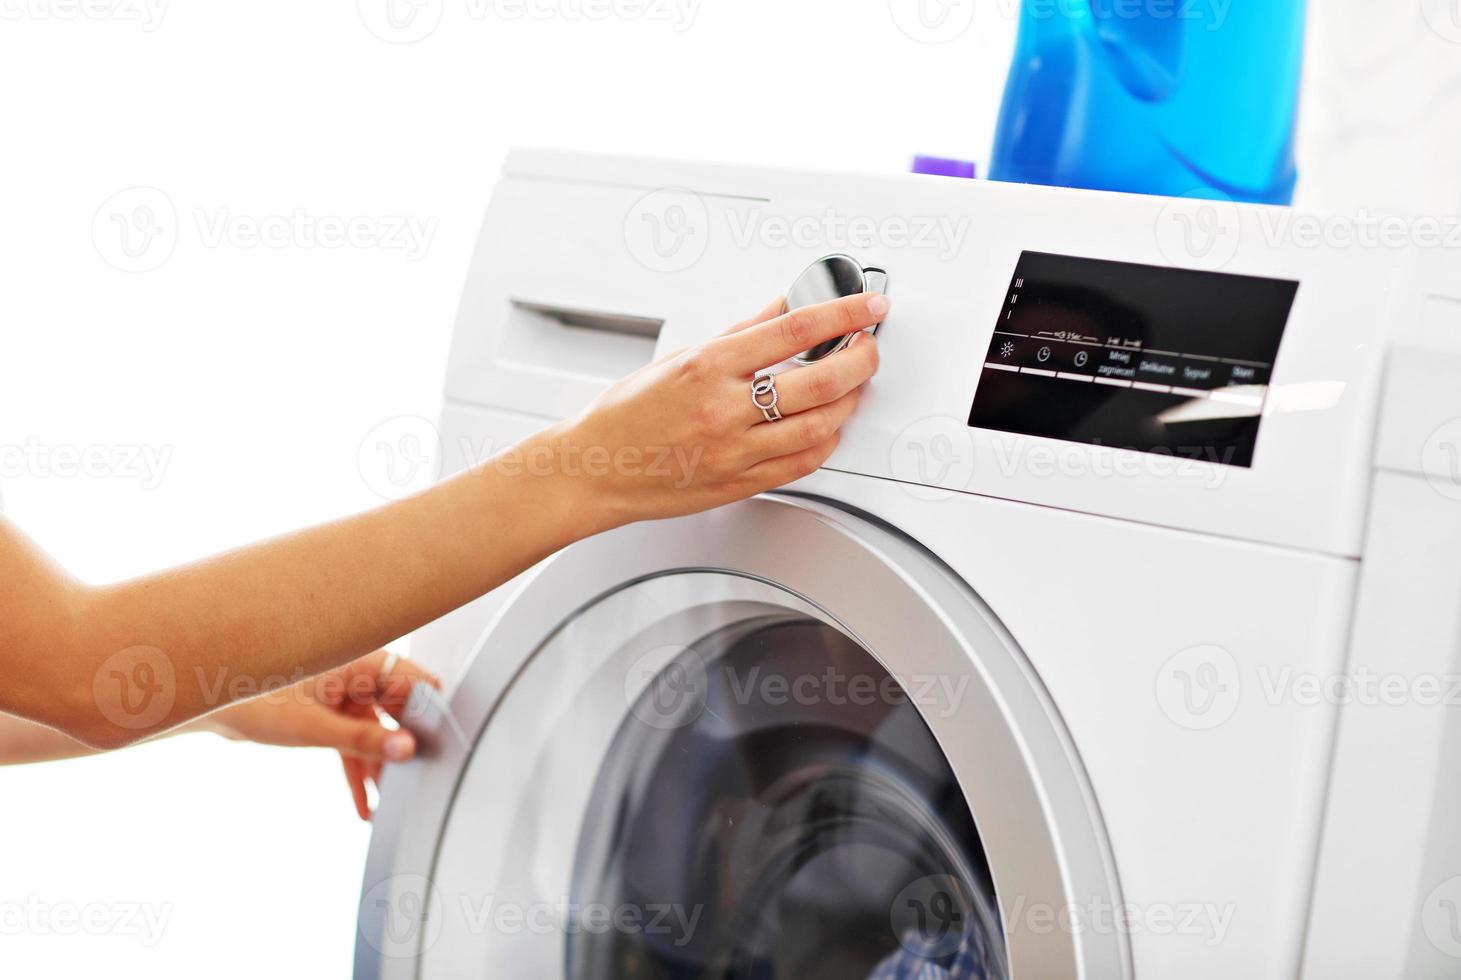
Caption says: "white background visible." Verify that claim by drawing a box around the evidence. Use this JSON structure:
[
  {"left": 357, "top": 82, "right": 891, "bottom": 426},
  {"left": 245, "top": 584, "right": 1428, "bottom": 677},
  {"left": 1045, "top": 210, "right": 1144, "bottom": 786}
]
[{"left": 0, "top": 1, "right": 1457, "bottom": 977}]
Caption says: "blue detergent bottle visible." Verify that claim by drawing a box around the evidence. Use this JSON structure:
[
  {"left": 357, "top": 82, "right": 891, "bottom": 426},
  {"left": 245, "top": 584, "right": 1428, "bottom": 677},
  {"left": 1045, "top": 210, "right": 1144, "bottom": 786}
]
[{"left": 989, "top": 0, "right": 1306, "bottom": 204}]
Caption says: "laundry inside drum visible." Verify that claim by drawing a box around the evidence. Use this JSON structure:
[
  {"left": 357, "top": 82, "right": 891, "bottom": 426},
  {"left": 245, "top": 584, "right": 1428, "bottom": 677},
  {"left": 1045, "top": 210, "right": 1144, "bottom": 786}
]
[{"left": 567, "top": 617, "right": 1008, "bottom": 980}]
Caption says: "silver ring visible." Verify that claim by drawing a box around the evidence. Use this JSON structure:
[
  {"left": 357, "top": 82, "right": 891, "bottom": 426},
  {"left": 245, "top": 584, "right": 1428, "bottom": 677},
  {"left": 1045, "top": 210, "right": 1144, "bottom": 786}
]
[{"left": 751, "top": 373, "right": 783, "bottom": 423}]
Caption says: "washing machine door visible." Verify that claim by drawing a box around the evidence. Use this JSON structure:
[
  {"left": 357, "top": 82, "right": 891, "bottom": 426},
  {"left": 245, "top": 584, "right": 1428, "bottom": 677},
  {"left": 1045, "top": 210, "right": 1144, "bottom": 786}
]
[{"left": 356, "top": 495, "right": 1128, "bottom": 980}]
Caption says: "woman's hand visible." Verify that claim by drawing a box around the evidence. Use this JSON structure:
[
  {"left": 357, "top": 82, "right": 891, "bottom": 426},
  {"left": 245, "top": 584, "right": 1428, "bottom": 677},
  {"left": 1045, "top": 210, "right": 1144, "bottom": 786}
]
[
  {"left": 200, "top": 650, "right": 439, "bottom": 820},
  {"left": 520, "top": 292, "right": 886, "bottom": 530},
  {"left": 0, "top": 296, "right": 878, "bottom": 752}
]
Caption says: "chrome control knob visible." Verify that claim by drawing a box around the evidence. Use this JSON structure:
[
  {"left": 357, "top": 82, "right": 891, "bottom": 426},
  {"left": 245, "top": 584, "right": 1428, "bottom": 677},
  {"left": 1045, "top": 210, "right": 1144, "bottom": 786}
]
[{"left": 785, "top": 254, "right": 890, "bottom": 365}]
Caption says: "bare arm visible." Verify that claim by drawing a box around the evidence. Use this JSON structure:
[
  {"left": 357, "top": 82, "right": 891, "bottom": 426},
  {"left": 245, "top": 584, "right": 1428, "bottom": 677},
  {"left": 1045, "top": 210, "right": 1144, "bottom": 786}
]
[{"left": 0, "top": 293, "right": 884, "bottom": 750}]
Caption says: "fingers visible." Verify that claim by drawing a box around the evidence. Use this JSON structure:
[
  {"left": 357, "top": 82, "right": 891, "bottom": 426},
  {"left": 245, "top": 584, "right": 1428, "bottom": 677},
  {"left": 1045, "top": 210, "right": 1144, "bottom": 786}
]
[
  {"left": 331, "top": 649, "right": 440, "bottom": 727},
  {"left": 742, "top": 431, "right": 844, "bottom": 492},
  {"left": 309, "top": 709, "right": 418, "bottom": 763},
  {"left": 717, "top": 293, "right": 890, "bottom": 376},
  {"left": 341, "top": 755, "right": 373, "bottom": 822},
  {"left": 376, "top": 657, "right": 439, "bottom": 726},
  {"left": 742, "top": 332, "right": 878, "bottom": 427},
  {"left": 745, "top": 388, "right": 861, "bottom": 463},
  {"left": 718, "top": 296, "right": 786, "bottom": 337}
]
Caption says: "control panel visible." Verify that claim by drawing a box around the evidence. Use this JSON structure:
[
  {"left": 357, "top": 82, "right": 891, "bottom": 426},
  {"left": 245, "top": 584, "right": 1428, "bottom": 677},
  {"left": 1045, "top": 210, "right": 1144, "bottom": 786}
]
[{"left": 969, "top": 252, "right": 1298, "bottom": 468}]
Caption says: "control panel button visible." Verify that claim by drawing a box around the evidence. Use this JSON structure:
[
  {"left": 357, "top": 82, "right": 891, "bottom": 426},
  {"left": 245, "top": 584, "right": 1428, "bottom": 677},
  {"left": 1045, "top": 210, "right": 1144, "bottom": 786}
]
[{"left": 785, "top": 254, "right": 891, "bottom": 365}]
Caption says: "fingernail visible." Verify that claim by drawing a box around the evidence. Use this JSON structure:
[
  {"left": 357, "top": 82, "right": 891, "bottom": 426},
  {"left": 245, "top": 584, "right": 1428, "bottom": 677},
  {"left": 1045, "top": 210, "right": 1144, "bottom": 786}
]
[
  {"left": 866, "top": 294, "right": 890, "bottom": 318},
  {"left": 384, "top": 732, "right": 415, "bottom": 761}
]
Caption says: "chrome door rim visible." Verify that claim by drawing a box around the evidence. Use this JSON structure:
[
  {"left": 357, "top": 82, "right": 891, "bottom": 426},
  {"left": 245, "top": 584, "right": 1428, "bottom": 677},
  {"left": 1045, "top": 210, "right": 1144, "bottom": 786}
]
[{"left": 356, "top": 494, "right": 1131, "bottom": 979}]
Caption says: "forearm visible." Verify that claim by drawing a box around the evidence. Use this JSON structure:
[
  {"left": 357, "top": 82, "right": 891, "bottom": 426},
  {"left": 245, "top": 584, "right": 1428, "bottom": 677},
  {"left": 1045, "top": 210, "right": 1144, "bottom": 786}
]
[
  {"left": 0, "top": 713, "right": 100, "bottom": 765},
  {"left": 6, "top": 428, "right": 601, "bottom": 749}
]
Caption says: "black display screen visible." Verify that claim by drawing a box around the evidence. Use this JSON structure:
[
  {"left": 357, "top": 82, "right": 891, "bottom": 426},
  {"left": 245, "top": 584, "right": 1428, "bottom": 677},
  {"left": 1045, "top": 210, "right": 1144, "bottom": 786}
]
[{"left": 968, "top": 251, "right": 1298, "bottom": 468}]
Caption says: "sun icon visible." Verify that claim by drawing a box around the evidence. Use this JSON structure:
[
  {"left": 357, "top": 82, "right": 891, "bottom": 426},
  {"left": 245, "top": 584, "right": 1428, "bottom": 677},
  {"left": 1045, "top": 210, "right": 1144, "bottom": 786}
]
[{"left": 999, "top": 341, "right": 1015, "bottom": 358}]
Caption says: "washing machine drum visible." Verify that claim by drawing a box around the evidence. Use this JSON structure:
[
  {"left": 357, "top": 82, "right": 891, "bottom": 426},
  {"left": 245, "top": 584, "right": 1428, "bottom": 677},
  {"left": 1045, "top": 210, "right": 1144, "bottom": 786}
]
[
  {"left": 569, "top": 616, "right": 1003, "bottom": 979},
  {"left": 357, "top": 496, "right": 1128, "bottom": 980}
]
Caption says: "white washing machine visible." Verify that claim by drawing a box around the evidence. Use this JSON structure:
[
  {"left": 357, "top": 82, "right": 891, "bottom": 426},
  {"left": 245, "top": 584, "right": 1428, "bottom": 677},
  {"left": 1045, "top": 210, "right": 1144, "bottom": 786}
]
[{"left": 355, "top": 151, "right": 1461, "bottom": 979}]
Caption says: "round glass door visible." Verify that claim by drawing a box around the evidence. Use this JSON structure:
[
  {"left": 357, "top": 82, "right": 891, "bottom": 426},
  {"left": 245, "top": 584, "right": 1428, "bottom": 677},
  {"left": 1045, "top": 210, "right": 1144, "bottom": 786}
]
[
  {"left": 569, "top": 615, "right": 1004, "bottom": 979},
  {"left": 359, "top": 495, "right": 1129, "bottom": 980},
  {"left": 418, "top": 575, "right": 1006, "bottom": 980}
]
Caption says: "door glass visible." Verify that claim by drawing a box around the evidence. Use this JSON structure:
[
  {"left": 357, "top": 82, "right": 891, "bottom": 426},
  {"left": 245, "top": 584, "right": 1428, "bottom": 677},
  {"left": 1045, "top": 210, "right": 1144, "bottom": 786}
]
[{"left": 568, "top": 614, "right": 1007, "bottom": 980}]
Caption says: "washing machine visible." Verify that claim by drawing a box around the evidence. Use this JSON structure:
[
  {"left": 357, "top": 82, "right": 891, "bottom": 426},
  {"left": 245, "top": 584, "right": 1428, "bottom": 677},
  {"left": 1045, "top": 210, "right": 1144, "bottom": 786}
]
[{"left": 355, "top": 151, "right": 1461, "bottom": 979}]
